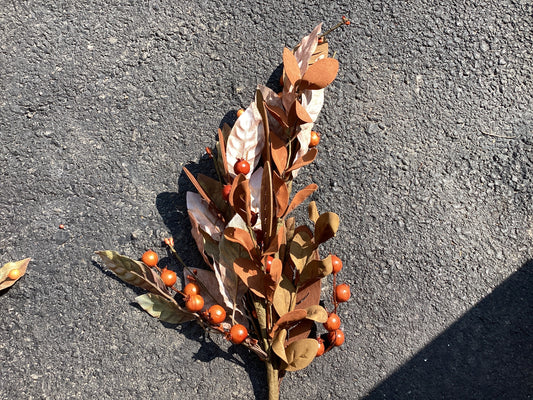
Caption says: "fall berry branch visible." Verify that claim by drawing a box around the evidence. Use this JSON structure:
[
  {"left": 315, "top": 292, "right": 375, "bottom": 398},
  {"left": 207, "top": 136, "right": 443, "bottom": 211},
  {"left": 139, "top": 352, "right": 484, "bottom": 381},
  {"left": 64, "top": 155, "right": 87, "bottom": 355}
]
[{"left": 95, "top": 18, "right": 351, "bottom": 400}]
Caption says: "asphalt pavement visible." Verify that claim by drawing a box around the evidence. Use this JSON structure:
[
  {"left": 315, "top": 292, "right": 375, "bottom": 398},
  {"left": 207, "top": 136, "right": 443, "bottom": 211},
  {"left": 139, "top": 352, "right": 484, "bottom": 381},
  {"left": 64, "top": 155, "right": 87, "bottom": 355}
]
[{"left": 1, "top": 1, "right": 532, "bottom": 399}]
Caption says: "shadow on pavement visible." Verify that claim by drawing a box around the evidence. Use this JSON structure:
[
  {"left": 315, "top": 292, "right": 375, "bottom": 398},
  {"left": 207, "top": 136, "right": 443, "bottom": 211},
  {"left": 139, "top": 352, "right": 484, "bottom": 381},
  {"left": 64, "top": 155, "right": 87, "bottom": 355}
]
[{"left": 365, "top": 260, "right": 533, "bottom": 400}]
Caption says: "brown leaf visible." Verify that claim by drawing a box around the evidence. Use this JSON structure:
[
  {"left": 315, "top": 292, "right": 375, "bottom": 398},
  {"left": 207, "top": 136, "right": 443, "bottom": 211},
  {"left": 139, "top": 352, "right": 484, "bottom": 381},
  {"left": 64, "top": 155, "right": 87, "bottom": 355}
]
[
  {"left": 298, "top": 255, "right": 333, "bottom": 286},
  {"left": 264, "top": 223, "right": 286, "bottom": 256},
  {"left": 191, "top": 268, "right": 227, "bottom": 311},
  {"left": 187, "top": 210, "right": 212, "bottom": 267},
  {"left": 260, "top": 161, "right": 274, "bottom": 246},
  {"left": 286, "top": 319, "right": 314, "bottom": 345},
  {"left": 183, "top": 167, "right": 217, "bottom": 211},
  {"left": 304, "top": 305, "right": 328, "bottom": 323},
  {"left": 288, "top": 99, "right": 313, "bottom": 128},
  {"left": 187, "top": 192, "right": 224, "bottom": 241},
  {"left": 95, "top": 251, "right": 173, "bottom": 301},
  {"left": 233, "top": 257, "right": 266, "bottom": 298},
  {"left": 286, "top": 148, "right": 318, "bottom": 174},
  {"left": 314, "top": 212, "right": 340, "bottom": 244},
  {"left": 197, "top": 173, "right": 229, "bottom": 219},
  {"left": 285, "top": 183, "right": 318, "bottom": 216},
  {"left": 223, "top": 227, "right": 259, "bottom": 261},
  {"left": 272, "top": 171, "right": 289, "bottom": 218},
  {"left": 289, "top": 229, "right": 314, "bottom": 274},
  {"left": 272, "top": 329, "right": 288, "bottom": 363},
  {"left": 294, "top": 23, "right": 322, "bottom": 75},
  {"left": 256, "top": 89, "right": 271, "bottom": 163},
  {"left": 309, "top": 41, "right": 329, "bottom": 65},
  {"left": 282, "top": 47, "right": 301, "bottom": 86},
  {"left": 282, "top": 338, "right": 318, "bottom": 372},
  {"left": 300, "top": 58, "right": 339, "bottom": 90},
  {"left": 270, "top": 132, "right": 289, "bottom": 176},
  {"left": 217, "top": 128, "right": 229, "bottom": 180},
  {"left": 270, "top": 308, "right": 307, "bottom": 338},
  {"left": 308, "top": 201, "right": 319, "bottom": 223},
  {"left": 273, "top": 275, "right": 296, "bottom": 317},
  {"left": 136, "top": 293, "right": 195, "bottom": 324},
  {"left": 295, "top": 277, "right": 321, "bottom": 310},
  {"left": 265, "top": 103, "right": 289, "bottom": 129},
  {"left": 285, "top": 217, "right": 296, "bottom": 243},
  {"left": 230, "top": 174, "right": 252, "bottom": 226},
  {"left": 0, "top": 258, "right": 30, "bottom": 290}
]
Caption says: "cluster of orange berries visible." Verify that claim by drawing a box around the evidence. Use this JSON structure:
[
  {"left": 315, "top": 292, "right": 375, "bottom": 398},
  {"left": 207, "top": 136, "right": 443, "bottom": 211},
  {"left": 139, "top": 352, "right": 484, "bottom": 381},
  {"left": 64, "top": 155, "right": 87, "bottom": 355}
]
[
  {"left": 140, "top": 249, "right": 248, "bottom": 345},
  {"left": 316, "top": 254, "right": 351, "bottom": 357}
]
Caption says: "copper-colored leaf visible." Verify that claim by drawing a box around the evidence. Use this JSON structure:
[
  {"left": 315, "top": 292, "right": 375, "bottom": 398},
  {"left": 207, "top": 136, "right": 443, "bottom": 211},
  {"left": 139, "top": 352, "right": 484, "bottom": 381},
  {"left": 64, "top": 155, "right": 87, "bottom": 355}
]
[
  {"left": 289, "top": 229, "right": 314, "bottom": 274},
  {"left": 264, "top": 223, "right": 286, "bottom": 256},
  {"left": 288, "top": 99, "right": 313, "bottom": 128},
  {"left": 282, "top": 338, "right": 318, "bottom": 372},
  {"left": 283, "top": 47, "right": 301, "bottom": 86},
  {"left": 136, "top": 293, "right": 195, "bottom": 324},
  {"left": 295, "top": 279, "right": 321, "bottom": 310},
  {"left": 285, "top": 217, "right": 296, "bottom": 243},
  {"left": 95, "top": 251, "right": 173, "bottom": 301},
  {"left": 256, "top": 89, "right": 271, "bottom": 163},
  {"left": 226, "top": 102, "right": 264, "bottom": 179},
  {"left": 308, "top": 201, "right": 319, "bottom": 223},
  {"left": 314, "top": 212, "right": 340, "bottom": 244},
  {"left": 286, "top": 148, "right": 318, "bottom": 174},
  {"left": 0, "top": 258, "right": 30, "bottom": 290},
  {"left": 197, "top": 173, "right": 229, "bottom": 219},
  {"left": 271, "top": 309, "right": 307, "bottom": 338},
  {"left": 260, "top": 161, "right": 274, "bottom": 246},
  {"left": 304, "top": 305, "right": 328, "bottom": 323},
  {"left": 272, "top": 329, "right": 288, "bottom": 363},
  {"left": 265, "top": 103, "right": 289, "bottom": 129},
  {"left": 191, "top": 268, "right": 227, "bottom": 311},
  {"left": 224, "top": 227, "right": 259, "bottom": 261},
  {"left": 286, "top": 319, "right": 314, "bottom": 345},
  {"left": 300, "top": 58, "right": 339, "bottom": 90},
  {"left": 285, "top": 183, "right": 318, "bottom": 216},
  {"left": 294, "top": 23, "right": 322, "bottom": 75},
  {"left": 309, "top": 41, "right": 329, "bottom": 65},
  {"left": 183, "top": 167, "right": 217, "bottom": 211},
  {"left": 230, "top": 174, "right": 252, "bottom": 226},
  {"left": 273, "top": 275, "right": 296, "bottom": 317},
  {"left": 298, "top": 255, "right": 333, "bottom": 286},
  {"left": 233, "top": 257, "right": 266, "bottom": 299},
  {"left": 272, "top": 171, "right": 289, "bottom": 218},
  {"left": 270, "top": 133, "right": 288, "bottom": 176}
]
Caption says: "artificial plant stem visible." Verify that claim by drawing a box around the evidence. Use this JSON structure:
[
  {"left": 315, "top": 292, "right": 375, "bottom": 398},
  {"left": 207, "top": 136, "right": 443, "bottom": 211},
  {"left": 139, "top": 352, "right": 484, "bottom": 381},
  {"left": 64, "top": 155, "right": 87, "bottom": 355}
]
[{"left": 266, "top": 361, "right": 280, "bottom": 400}]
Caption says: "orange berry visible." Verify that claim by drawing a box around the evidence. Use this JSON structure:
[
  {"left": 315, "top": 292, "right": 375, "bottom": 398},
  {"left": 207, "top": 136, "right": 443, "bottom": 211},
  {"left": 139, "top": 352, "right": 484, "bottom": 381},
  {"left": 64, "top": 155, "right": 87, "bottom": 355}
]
[
  {"left": 237, "top": 109, "right": 245, "bottom": 117},
  {"left": 183, "top": 282, "right": 200, "bottom": 296},
  {"left": 160, "top": 268, "right": 177, "bottom": 287},
  {"left": 328, "top": 329, "right": 345, "bottom": 346},
  {"left": 316, "top": 338, "right": 325, "bottom": 356},
  {"left": 8, "top": 269, "right": 21, "bottom": 280},
  {"left": 229, "top": 324, "right": 248, "bottom": 344},
  {"left": 331, "top": 255, "right": 343, "bottom": 274},
  {"left": 323, "top": 313, "right": 341, "bottom": 331},
  {"left": 141, "top": 250, "right": 158, "bottom": 267},
  {"left": 335, "top": 283, "right": 351, "bottom": 303},
  {"left": 207, "top": 305, "right": 226, "bottom": 324},
  {"left": 309, "top": 131, "right": 320, "bottom": 147},
  {"left": 185, "top": 294, "right": 204, "bottom": 312}
]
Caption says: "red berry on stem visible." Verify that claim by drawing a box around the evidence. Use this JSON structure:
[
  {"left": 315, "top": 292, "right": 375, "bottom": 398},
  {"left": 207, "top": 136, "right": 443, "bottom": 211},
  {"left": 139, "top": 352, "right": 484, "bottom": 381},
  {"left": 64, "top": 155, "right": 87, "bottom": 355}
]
[
  {"left": 331, "top": 255, "right": 343, "bottom": 274},
  {"left": 234, "top": 159, "right": 250, "bottom": 175},
  {"left": 183, "top": 282, "right": 200, "bottom": 296},
  {"left": 161, "top": 268, "right": 177, "bottom": 287},
  {"left": 185, "top": 294, "right": 204, "bottom": 312},
  {"left": 229, "top": 324, "right": 248, "bottom": 344},
  {"left": 222, "top": 184, "right": 232, "bottom": 201},
  {"left": 323, "top": 313, "right": 341, "bottom": 331},
  {"left": 265, "top": 256, "right": 274, "bottom": 274},
  {"left": 335, "top": 283, "right": 351, "bottom": 303},
  {"left": 316, "top": 338, "right": 325, "bottom": 356},
  {"left": 141, "top": 250, "right": 158, "bottom": 267},
  {"left": 328, "top": 329, "right": 345, "bottom": 346},
  {"left": 207, "top": 305, "right": 226, "bottom": 324},
  {"left": 309, "top": 131, "right": 320, "bottom": 147}
]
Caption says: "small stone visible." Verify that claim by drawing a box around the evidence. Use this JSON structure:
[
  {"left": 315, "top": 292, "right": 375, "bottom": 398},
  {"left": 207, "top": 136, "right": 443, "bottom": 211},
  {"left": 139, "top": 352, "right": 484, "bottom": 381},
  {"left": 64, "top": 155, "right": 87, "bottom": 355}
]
[
  {"left": 108, "top": 37, "right": 118, "bottom": 44},
  {"left": 54, "top": 230, "right": 69, "bottom": 245},
  {"left": 365, "top": 122, "right": 381, "bottom": 135},
  {"left": 480, "top": 41, "right": 490, "bottom": 52}
]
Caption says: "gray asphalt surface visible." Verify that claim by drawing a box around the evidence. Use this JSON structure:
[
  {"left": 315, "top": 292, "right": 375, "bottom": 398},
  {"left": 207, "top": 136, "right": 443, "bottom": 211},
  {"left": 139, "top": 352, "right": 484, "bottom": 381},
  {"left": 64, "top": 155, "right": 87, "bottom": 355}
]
[{"left": 1, "top": 1, "right": 532, "bottom": 399}]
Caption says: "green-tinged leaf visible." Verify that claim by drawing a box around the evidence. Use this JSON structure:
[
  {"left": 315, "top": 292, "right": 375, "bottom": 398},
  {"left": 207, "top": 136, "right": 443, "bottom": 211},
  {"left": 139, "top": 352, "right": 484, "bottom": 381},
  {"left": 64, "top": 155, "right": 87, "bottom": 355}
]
[
  {"left": 253, "top": 297, "right": 268, "bottom": 339},
  {"left": 272, "top": 329, "right": 288, "bottom": 363},
  {"left": 270, "top": 309, "right": 307, "bottom": 338},
  {"left": 314, "top": 212, "right": 340, "bottom": 244},
  {"left": 273, "top": 275, "right": 296, "bottom": 317},
  {"left": 298, "top": 255, "right": 333, "bottom": 286},
  {"left": 289, "top": 229, "right": 314, "bottom": 273},
  {"left": 308, "top": 201, "right": 319, "bottom": 223},
  {"left": 282, "top": 338, "right": 318, "bottom": 372},
  {"left": 305, "top": 305, "right": 328, "bottom": 323},
  {"left": 136, "top": 293, "right": 195, "bottom": 324},
  {"left": 95, "top": 250, "right": 173, "bottom": 301},
  {"left": 0, "top": 258, "right": 30, "bottom": 290}
]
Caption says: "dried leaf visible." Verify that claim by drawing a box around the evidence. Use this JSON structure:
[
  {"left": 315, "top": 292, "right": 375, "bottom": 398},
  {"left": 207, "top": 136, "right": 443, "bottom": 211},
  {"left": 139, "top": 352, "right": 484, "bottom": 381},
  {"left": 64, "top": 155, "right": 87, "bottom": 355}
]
[
  {"left": 282, "top": 47, "right": 301, "bottom": 86},
  {"left": 308, "top": 201, "right": 319, "bottom": 223},
  {"left": 298, "top": 255, "right": 333, "bottom": 286},
  {"left": 233, "top": 257, "right": 266, "bottom": 298},
  {"left": 300, "top": 58, "right": 339, "bottom": 90},
  {"left": 188, "top": 210, "right": 212, "bottom": 267},
  {"left": 271, "top": 309, "right": 307, "bottom": 338},
  {"left": 305, "top": 305, "right": 328, "bottom": 323},
  {"left": 273, "top": 275, "right": 296, "bottom": 317},
  {"left": 249, "top": 167, "right": 263, "bottom": 216},
  {"left": 258, "top": 85, "right": 284, "bottom": 136},
  {"left": 301, "top": 88, "right": 324, "bottom": 123},
  {"left": 136, "top": 293, "right": 195, "bottom": 324},
  {"left": 308, "top": 41, "right": 329, "bottom": 64},
  {"left": 223, "top": 227, "right": 259, "bottom": 262},
  {"left": 187, "top": 192, "right": 224, "bottom": 241},
  {"left": 256, "top": 89, "right": 271, "bottom": 163},
  {"left": 95, "top": 251, "right": 173, "bottom": 301},
  {"left": 289, "top": 229, "right": 314, "bottom": 273},
  {"left": 286, "top": 148, "right": 318, "bottom": 174},
  {"left": 285, "top": 217, "right": 296, "bottom": 243},
  {"left": 286, "top": 319, "right": 314, "bottom": 345},
  {"left": 272, "top": 171, "right": 289, "bottom": 218},
  {"left": 226, "top": 102, "right": 264, "bottom": 179},
  {"left": 294, "top": 23, "right": 322, "bottom": 75},
  {"left": 272, "top": 329, "right": 288, "bottom": 363},
  {"left": 217, "top": 128, "right": 229, "bottom": 180},
  {"left": 282, "top": 338, "right": 318, "bottom": 372},
  {"left": 197, "top": 173, "right": 228, "bottom": 218},
  {"left": 285, "top": 183, "right": 318, "bottom": 216},
  {"left": 265, "top": 103, "right": 289, "bottom": 129},
  {"left": 0, "top": 258, "right": 30, "bottom": 290},
  {"left": 295, "top": 279, "right": 321, "bottom": 310},
  {"left": 314, "top": 212, "right": 340, "bottom": 244},
  {"left": 183, "top": 167, "right": 217, "bottom": 212},
  {"left": 230, "top": 174, "right": 252, "bottom": 226},
  {"left": 191, "top": 268, "right": 227, "bottom": 311},
  {"left": 288, "top": 99, "right": 313, "bottom": 128},
  {"left": 260, "top": 161, "right": 274, "bottom": 246},
  {"left": 264, "top": 223, "right": 286, "bottom": 256},
  {"left": 270, "top": 133, "right": 288, "bottom": 176}
]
